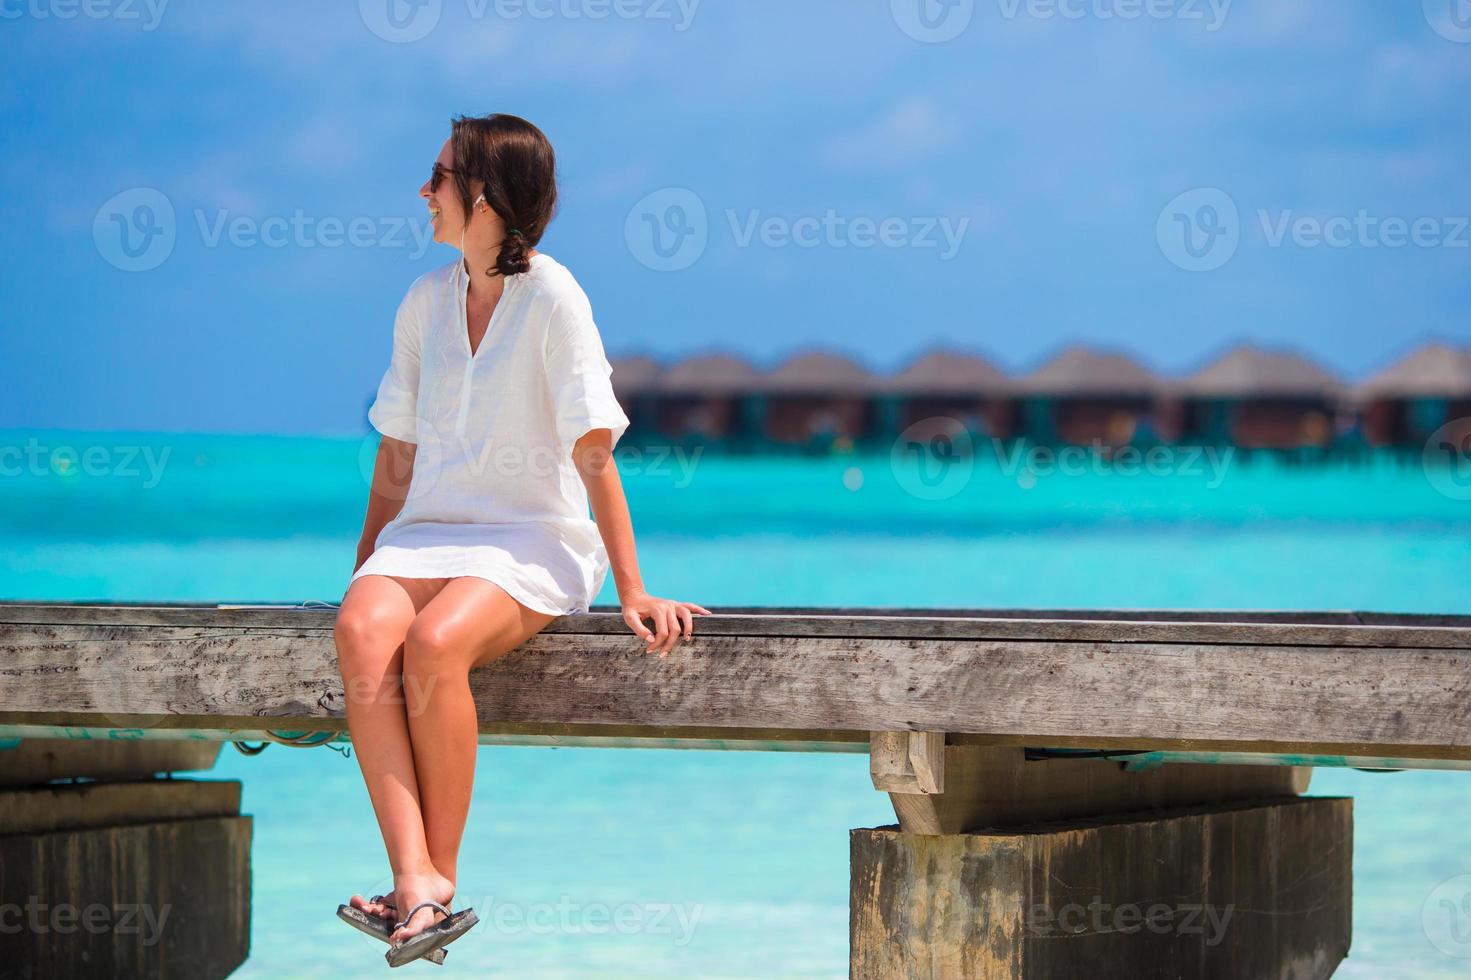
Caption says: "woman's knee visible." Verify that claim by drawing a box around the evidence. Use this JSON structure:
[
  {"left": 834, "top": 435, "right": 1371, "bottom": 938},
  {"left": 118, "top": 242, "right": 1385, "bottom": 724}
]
[
  {"left": 333, "top": 602, "right": 407, "bottom": 677},
  {"left": 402, "top": 616, "right": 464, "bottom": 680},
  {"left": 403, "top": 614, "right": 512, "bottom": 680}
]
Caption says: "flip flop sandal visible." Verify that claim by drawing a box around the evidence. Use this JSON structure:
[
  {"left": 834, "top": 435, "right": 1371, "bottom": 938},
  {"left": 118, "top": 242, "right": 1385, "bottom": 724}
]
[
  {"left": 338, "top": 895, "right": 448, "bottom": 965},
  {"left": 385, "top": 900, "right": 479, "bottom": 968}
]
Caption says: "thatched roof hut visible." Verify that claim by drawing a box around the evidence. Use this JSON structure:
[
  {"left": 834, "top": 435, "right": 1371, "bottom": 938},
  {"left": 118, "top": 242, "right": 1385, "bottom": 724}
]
[
  {"left": 1169, "top": 345, "right": 1342, "bottom": 449},
  {"left": 883, "top": 347, "right": 1011, "bottom": 395},
  {"left": 879, "top": 347, "right": 1017, "bottom": 440},
  {"left": 1177, "top": 345, "right": 1343, "bottom": 399},
  {"left": 1357, "top": 342, "right": 1471, "bottom": 399},
  {"left": 753, "top": 350, "right": 880, "bottom": 395},
  {"left": 653, "top": 352, "right": 762, "bottom": 396},
  {"left": 608, "top": 355, "right": 663, "bottom": 395},
  {"left": 1018, "top": 346, "right": 1160, "bottom": 397}
]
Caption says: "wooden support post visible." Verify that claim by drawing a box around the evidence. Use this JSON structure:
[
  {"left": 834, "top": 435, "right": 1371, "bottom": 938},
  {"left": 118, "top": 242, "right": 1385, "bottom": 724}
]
[
  {"left": 868, "top": 736, "right": 1311, "bottom": 834},
  {"left": 0, "top": 742, "right": 250, "bottom": 979},
  {"left": 851, "top": 797, "right": 1353, "bottom": 979},
  {"left": 859, "top": 736, "right": 1345, "bottom": 977}
]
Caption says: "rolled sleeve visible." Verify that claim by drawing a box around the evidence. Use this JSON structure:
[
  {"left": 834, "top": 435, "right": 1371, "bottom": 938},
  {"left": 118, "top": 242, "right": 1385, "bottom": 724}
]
[
  {"left": 545, "top": 298, "right": 631, "bottom": 455},
  {"left": 366, "top": 290, "right": 423, "bottom": 443}
]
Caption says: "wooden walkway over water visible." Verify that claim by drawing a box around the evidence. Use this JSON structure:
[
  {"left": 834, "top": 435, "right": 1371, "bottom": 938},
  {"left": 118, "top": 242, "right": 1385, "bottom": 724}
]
[
  {"left": 3, "top": 601, "right": 1469, "bottom": 977},
  {"left": 2, "top": 602, "right": 1469, "bottom": 762}
]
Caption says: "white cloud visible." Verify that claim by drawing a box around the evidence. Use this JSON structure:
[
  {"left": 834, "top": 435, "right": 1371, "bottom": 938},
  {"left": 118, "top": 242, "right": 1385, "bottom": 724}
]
[{"left": 818, "top": 97, "right": 958, "bottom": 172}]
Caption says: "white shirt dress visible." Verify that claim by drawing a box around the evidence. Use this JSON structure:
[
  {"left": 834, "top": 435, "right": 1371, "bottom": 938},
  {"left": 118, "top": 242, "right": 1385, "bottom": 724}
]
[{"left": 349, "top": 252, "right": 631, "bottom": 616}]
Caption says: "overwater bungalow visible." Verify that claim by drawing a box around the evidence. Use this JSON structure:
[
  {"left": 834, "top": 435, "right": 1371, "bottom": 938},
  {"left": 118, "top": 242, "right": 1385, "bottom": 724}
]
[
  {"left": 1016, "top": 346, "right": 1160, "bottom": 447},
  {"left": 748, "top": 350, "right": 880, "bottom": 451},
  {"left": 1356, "top": 342, "right": 1471, "bottom": 447},
  {"left": 648, "top": 351, "right": 762, "bottom": 445},
  {"left": 1176, "top": 345, "right": 1344, "bottom": 449},
  {"left": 607, "top": 354, "right": 664, "bottom": 442},
  {"left": 879, "top": 347, "right": 1015, "bottom": 447}
]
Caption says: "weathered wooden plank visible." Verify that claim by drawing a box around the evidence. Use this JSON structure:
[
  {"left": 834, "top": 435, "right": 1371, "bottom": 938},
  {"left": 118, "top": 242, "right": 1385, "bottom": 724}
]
[
  {"left": 10, "top": 599, "right": 1471, "bottom": 628},
  {"left": 3, "top": 717, "right": 875, "bottom": 750},
  {"left": 0, "top": 779, "right": 241, "bottom": 835},
  {"left": 2, "top": 622, "right": 1470, "bottom": 758},
  {"left": 882, "top": 746, "right": 1310, "bottom": 835},
  {"left": 2, "top": 603, "right": 1470, "bottom": 650},
  {"left": 0, "top": 739, "right": 223, "bottom": 787},
  {"left": 7, "top": 716, "right": 1466, "bottom": 762},
  {"left": 850, "top": 797, "right": 1353, "bottom": 979}
]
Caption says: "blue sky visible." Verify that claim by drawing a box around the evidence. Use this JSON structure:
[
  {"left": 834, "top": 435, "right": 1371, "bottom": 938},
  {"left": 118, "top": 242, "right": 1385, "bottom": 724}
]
[{"left": 3, "top": 1, "right": 1469, "bottom": 435}]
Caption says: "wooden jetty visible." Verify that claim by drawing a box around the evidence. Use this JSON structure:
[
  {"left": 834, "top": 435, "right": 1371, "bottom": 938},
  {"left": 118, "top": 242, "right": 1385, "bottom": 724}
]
[{"left": 4, "top": 601, "right": 1471, "bottom": 978}]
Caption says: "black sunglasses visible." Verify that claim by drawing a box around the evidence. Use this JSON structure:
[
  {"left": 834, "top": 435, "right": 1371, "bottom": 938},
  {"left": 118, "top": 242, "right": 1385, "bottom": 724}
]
[{"left": 429, "top": 162, "right": 459, "bottom": 192}]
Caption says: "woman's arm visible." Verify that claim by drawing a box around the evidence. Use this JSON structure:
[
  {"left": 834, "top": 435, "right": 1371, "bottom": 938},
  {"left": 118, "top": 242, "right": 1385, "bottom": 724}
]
[
  {"left": 573, "top": 429, "right": 710, "bottom": 655},
  {"left": 353, "top": 435, "right": 417, "bottom": 574}
]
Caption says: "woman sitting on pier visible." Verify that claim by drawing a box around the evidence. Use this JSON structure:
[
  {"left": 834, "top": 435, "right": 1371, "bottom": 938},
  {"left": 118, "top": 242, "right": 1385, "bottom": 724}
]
[{"left": 333, "top": 112, "right": 709, "bottom": 967}]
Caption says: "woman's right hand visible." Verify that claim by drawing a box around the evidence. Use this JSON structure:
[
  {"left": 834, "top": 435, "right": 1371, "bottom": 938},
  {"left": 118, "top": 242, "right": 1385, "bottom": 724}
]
[{"left": 621, "top": 591, "right": 712, "bottom": 657}]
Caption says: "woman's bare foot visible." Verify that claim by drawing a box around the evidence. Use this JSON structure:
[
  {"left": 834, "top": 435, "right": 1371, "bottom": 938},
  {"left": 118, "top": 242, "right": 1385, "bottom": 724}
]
[
  {"left": 348, "top": 890, "right": 400, "bottom": 923},
  {"left": 386, "top": 870, "right": 456, "bottom": 944}
]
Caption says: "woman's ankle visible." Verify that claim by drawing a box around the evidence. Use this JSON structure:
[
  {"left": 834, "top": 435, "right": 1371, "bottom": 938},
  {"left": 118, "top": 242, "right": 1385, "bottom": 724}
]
[
  {"left": 392, "top": 867, "right": 455, "bottom": 901},
  {"left": 430, "top": 860, "right": 457, "bottom": 890}
]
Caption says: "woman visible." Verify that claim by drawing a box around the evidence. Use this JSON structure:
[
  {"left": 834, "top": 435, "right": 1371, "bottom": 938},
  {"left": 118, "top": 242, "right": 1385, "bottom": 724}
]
[{"left": 334, "top": 113, "right": 710, "bottom": 967}]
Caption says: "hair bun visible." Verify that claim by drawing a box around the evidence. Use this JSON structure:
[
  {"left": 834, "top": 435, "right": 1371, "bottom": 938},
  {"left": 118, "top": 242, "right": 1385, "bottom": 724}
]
[{"left": 493, "top": 227, "right": 532, "bottom": 277}]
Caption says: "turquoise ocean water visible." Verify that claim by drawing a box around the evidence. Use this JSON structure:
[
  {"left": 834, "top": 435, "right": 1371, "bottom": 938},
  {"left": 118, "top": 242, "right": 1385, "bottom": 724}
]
[{"left": 3, "top": 429, "right": 1470, "bottom": 977}]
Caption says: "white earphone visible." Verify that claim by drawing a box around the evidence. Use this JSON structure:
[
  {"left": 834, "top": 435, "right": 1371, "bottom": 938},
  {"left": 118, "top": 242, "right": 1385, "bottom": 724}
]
[{"left": 459, "top": 195, "right": 489, "bottom": 254}]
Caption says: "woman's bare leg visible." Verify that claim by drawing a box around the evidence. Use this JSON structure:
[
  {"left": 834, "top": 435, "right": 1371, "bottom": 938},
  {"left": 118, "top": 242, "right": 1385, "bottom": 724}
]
[
  {"left": 333, "top": 573, "right": 454, "bottom": 921},
  {"left": 390, "top": 576, "right": 557, "bottom": 941}
]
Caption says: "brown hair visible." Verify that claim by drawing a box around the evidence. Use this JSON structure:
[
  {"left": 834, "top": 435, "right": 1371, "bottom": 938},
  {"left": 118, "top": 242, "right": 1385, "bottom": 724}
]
[{"left": 449, "top": 113, "right": 557, "bottom": 277}]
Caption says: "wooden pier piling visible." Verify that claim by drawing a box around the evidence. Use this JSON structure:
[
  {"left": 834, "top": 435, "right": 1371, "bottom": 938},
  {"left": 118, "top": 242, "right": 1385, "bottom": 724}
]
[
  {"left": 851, "top": 797, "right": 1352, "bottom": 979},
  {"left": 0, "top": 740, "right": 249, "bottom": 980},
  {"left": 855, "top": 739, "right": 1348, "bottom": 978}
]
